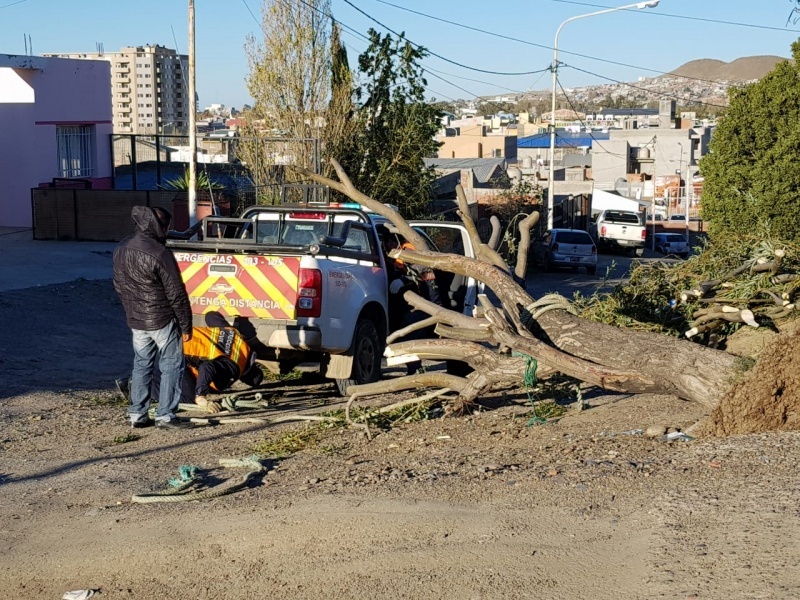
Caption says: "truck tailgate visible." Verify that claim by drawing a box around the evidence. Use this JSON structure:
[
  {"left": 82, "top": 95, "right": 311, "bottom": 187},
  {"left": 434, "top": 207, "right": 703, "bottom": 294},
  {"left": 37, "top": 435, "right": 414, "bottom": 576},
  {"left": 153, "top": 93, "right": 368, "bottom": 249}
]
[
  {"left": 175, "top": 252, "right": 300, "bottom": 320},
  {"left": 604, "top": 224, "right": 644, "bottom": 241}
]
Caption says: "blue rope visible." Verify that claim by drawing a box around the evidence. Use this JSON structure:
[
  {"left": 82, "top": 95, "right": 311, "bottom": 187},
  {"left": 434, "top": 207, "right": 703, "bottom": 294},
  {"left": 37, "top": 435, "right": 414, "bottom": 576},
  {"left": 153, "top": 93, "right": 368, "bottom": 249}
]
[
  {"left": 512, "top": 351, "right": 545, "bottom": 427},
  {"left": 168, "top": 465, "right": 198, "bottom": 488}
]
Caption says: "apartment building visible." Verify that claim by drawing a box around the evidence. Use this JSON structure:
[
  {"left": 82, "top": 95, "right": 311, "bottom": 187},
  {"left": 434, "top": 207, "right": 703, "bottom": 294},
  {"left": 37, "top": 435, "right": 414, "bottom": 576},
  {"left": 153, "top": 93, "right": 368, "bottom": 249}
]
[{"left": 43, "top": 45, "right": 188, "bottom": 134}]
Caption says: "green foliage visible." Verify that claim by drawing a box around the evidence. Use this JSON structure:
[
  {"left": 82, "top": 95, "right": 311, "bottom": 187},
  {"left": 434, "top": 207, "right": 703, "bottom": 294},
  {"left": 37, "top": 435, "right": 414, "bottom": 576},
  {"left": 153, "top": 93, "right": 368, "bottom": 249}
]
[
  {"left": 576, "top": 229, "right": 800, "bottom": 338},
  {"left": 251, "top": 425, "right": 326, "bottom": 458},
  {"left": 338, "top": 29, "right": 442, "bottom": 218},
  {"left": 700, "top": 41, "right": 800, "bottom": 242},
  {"left": 112, "top": 433, "right": 140, "bottom": 445},
  {"left": 160, "top": 168, "right": 224, "bottom": 192},
  {"left": 323, "top": 21, "right": 356, "bottom": 180}
]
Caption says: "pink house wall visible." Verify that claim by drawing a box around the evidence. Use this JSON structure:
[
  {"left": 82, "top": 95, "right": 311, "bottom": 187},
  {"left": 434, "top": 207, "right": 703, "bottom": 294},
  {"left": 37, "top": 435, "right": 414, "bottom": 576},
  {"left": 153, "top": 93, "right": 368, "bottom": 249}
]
[{"left": 0, "top": 55, "right": 113, "bottom": 228}]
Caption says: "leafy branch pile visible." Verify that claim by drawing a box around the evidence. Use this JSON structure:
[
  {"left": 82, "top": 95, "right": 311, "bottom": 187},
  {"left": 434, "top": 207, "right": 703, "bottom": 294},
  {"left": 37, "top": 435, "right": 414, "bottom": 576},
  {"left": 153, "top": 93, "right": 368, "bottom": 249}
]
[{"left": 576, "top": 231, "right": 800, "bottom": 342}]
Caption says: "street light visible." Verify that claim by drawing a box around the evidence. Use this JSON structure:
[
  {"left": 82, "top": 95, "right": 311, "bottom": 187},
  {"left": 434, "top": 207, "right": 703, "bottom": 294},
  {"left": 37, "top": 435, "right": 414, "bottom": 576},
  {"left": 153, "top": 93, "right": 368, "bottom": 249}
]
[{"left": 547, "top": 0, "right": 660, "bottom": 231}]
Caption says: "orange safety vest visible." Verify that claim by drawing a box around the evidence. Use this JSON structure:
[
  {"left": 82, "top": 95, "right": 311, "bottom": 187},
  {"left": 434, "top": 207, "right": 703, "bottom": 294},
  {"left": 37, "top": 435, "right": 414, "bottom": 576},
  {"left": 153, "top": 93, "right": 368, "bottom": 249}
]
[{"left": 183, "top": 327, "right": 254, "bottom": 390}]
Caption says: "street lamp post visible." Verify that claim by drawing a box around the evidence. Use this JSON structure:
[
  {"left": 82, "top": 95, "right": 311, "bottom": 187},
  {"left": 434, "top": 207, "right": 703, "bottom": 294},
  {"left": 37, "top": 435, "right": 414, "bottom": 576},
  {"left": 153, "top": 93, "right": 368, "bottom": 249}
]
[{"left": 548, "top": 0, "right": 659, "bottom": 231}]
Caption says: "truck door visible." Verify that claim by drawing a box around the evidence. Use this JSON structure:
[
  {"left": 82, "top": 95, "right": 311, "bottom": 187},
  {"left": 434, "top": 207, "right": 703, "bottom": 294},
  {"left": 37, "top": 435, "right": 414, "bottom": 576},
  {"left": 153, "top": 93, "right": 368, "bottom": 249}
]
[{"left": 319, "top": 215, "right": 387, "bottom": 352}]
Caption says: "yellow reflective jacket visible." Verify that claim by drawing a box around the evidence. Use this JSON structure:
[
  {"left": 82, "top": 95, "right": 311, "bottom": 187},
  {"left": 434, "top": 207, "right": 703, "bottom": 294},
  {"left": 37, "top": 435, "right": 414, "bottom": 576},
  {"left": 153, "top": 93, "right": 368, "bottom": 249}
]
[{"left": 183, "top": 327, "right": 254, "bottom": 390}]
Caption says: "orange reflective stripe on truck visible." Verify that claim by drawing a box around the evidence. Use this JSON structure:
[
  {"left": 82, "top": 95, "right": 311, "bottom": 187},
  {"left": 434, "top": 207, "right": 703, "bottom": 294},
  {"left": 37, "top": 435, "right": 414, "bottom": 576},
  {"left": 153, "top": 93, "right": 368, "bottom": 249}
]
[{"left": 175, "top": 253, "right": 300, "bottom": 320}]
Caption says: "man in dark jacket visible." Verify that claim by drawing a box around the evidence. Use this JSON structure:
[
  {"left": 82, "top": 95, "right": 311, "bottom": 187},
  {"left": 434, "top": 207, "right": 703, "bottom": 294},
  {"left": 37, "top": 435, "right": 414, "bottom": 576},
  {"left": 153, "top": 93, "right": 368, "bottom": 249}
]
[{"left": 113, "top": 206, "right": 193, "bottom": 430}]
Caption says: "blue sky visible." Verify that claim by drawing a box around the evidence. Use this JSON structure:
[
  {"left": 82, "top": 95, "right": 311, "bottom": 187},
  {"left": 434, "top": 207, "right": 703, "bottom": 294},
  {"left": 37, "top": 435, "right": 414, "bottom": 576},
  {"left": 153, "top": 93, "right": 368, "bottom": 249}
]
[{"left": 2, "top": 0, "right": 799, "bottom": 108}]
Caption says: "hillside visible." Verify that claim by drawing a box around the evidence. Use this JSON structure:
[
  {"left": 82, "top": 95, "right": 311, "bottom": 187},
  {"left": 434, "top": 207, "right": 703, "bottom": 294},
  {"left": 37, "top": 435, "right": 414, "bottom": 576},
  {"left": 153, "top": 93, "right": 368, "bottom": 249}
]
[{"left": 669, "top": 55, "right": 788, "bottom": 81}]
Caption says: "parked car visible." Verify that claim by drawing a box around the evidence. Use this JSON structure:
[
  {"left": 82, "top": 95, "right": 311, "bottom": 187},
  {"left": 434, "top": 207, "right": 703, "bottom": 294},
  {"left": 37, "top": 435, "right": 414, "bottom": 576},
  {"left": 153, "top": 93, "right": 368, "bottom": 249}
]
[
  {"left": 669, "top": 214, "right": 686, "bottom": 221},
  {"left": 653, "top": 233, "right": 689, "bottom": 258},
  {"left": 588, "top": 209, "right": 646, "bottom": 256},
  {"left": 532, "top": 229, "right": 598, "bottom": 275}
]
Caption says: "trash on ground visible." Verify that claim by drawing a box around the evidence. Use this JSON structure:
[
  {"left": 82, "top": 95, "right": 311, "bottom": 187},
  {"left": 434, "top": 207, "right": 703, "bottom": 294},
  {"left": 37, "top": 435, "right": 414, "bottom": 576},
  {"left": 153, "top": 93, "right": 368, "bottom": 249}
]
[{"left": 62, "top": 591, "right": 95, "bottom": 600}]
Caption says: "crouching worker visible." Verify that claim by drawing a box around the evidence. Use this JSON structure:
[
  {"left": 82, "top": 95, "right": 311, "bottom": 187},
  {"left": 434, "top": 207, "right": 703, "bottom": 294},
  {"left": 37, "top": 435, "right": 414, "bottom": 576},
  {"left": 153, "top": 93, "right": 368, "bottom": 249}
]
[
  {"left": 119, "top": 311, "right": 264, "bottom": 414},
  {"left": 181, "top": 311, "right": 264, "bottom": 413}
]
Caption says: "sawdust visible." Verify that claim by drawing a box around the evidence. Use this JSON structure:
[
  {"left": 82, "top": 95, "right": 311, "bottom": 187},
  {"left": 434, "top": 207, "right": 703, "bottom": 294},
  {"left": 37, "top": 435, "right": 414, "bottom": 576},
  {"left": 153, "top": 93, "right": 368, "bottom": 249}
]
[{"left": 709, "top": 329, "right": 800, "bottom": 436}]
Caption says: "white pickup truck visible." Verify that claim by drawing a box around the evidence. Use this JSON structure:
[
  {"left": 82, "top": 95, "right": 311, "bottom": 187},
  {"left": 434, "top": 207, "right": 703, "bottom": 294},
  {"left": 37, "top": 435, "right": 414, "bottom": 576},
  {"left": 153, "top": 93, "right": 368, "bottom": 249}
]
[
  {"left": 589, "top": 209, "right": 647, "bottom": 256},
  {"left": 167, "top": 202, "right": 481, "bottom": 394}
]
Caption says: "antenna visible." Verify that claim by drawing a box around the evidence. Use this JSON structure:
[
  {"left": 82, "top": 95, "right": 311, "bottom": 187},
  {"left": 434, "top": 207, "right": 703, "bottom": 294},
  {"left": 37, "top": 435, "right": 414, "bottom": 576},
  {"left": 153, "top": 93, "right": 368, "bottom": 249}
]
[
  {"left": 24, "top": 33, "right": 27, "bottom": 55},
  {"left": 28, "top": 34, "right": 32, "bottom": 56}
]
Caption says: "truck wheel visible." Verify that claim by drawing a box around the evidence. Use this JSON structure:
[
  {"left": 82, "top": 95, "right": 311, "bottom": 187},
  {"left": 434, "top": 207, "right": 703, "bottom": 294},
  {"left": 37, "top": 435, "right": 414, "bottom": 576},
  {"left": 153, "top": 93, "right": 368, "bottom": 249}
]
[
  {"left": 587, "top": 266, "right": 597, "bottom": 276},
  {"left": 544, "top": 254, "right": 554, "bottom": 272},
  {"left": 335, "top": 319, "right": 382, "bottom": 396}
]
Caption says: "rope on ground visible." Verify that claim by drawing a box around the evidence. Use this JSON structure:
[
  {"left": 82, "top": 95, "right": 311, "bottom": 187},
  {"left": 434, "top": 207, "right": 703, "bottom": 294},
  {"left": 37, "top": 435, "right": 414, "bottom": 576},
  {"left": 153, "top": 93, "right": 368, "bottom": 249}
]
[
  {"left": 511, "top": 351, "right": 545, "bottom": 427},
  {"left": 521, "top": 294, "right": 578, "bottom": 330},
  {"left": 131, "top": 457, "right": 265, "bottom": 504}
]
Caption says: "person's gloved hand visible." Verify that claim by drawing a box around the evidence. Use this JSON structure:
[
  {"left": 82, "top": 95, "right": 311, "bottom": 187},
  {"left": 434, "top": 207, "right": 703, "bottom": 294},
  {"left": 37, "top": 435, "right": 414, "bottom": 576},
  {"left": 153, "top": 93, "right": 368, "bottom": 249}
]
[
  {"left": 390, "top": 277, "right": 410, "bottom": 295},
  {"left": 195, "top": 396, "right": 222, "bottom": 414}
]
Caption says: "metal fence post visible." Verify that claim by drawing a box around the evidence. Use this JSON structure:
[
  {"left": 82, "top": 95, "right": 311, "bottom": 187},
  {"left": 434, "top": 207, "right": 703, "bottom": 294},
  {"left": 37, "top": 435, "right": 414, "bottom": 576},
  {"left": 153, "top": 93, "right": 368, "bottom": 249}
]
[
  {"left": 73, "top": 188, "right": 79, "bottom": 240},
  {"left": 130, "top": 134, "right": 138, "bottom": 191},
  {"left": 156, "top": 134, "right": 162, "bottom": 189},
  {"left": 110, "top": 134, "right": 116, "bottom": 190}
]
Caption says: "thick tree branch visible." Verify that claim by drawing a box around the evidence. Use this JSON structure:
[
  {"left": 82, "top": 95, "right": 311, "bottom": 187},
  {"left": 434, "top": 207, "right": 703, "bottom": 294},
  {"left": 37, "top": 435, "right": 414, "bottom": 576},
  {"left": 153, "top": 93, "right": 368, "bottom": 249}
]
[
  {"left": 456, "top": 184, "right": 510, "bottom": 273},
  {"left": 514, "top": 211, "right": 541, "bottom": 281},
  {"left": 293, "top": 159, "right": 430, "bottom": 251}
]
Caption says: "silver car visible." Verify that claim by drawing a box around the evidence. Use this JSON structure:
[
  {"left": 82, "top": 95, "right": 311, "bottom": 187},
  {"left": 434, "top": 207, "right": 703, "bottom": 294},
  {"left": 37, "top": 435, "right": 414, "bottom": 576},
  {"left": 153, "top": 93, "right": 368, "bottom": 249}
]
[
  {"left": 533, "top": 229, "right": 598, "bottom": 275},
  {"left": 653, "top": 233, "right": 689, "bottom": 258}
]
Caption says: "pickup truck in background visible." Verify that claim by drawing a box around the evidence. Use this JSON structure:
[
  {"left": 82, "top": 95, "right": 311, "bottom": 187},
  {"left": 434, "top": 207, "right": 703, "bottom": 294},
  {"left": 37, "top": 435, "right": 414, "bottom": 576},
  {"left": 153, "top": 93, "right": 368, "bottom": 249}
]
[
  {"left": 167, "top": 200, "right": 481, "bottom": 395},
  {"left": 589, "top": 209, "right": 647, "bottom": 256}
]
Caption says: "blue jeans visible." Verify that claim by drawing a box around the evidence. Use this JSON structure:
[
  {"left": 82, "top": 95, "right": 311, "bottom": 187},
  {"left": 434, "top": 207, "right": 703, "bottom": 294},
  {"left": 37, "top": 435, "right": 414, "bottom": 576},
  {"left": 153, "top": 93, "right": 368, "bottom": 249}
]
[{"left": 129, "top": 321, "right": 185, "bottom": 423}]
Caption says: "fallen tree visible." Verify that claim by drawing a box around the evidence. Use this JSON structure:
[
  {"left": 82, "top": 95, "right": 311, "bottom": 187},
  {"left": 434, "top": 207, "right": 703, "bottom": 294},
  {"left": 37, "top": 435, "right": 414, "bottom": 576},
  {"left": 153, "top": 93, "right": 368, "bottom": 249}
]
[{"left": 294, "top": 160, "right": 740, "bottom": 413}]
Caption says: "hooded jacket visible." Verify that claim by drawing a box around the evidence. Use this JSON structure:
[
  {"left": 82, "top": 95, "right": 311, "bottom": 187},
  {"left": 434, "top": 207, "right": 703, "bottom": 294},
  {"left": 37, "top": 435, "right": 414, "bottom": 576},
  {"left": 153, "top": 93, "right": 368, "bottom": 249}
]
[{"left": 113, "top": 206, "right": 192, "bottom": 334}]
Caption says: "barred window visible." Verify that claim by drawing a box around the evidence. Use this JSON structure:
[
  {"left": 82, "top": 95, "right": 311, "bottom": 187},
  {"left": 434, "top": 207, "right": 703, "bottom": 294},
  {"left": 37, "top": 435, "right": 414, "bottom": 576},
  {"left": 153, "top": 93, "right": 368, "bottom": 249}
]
[{"left": 56, "top": 125, "right": 95, "bottom": 178}]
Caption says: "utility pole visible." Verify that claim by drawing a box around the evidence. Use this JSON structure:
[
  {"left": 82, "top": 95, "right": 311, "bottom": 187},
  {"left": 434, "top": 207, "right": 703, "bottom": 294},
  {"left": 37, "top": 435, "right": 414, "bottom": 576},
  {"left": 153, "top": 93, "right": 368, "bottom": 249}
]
[
  {"left": 188, "top": 0, "right": 198, "bottom": 225},
  {"left": 651, "top": 136, "right": 657, "bottom": 251}
]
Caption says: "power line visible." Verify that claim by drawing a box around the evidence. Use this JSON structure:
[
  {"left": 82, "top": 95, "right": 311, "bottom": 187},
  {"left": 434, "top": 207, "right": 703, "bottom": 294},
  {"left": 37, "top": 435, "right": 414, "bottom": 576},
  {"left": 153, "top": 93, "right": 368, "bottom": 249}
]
[
  {"left": 565, "top": 63, "right": 730, "bottom": 110},
  {"left": 556, "top": 78, "right": 634, "bottom": 159},
  {"left": 339, "top": 0, "right": 549, "bottom": 76},
  {"left": 366, "top": 0, "right": 736, "bottom": 87},
  {"left": 0, "top": 0, "right": 27, "bottom": 9},
  {"left": 245, "top": 0, "right": 549, "bottom": 106},
  {"left": 544, "top": 0, "right": 800, "bottom": 34}
]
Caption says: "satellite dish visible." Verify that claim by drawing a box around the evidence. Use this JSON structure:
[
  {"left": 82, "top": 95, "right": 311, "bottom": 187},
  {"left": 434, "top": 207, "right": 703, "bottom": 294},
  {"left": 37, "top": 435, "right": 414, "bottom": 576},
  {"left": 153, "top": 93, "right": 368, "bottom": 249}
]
[{"left": 614, "top": 177, "right": 629, "bottom": 194}]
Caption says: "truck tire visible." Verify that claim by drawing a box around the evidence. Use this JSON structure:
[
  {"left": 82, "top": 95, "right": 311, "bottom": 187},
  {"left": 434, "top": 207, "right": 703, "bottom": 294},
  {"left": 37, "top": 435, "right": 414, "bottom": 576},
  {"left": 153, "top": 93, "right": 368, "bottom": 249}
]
[
  {"left": 335, "top": 319, "right": 382, "bottom": 396},
  {"left": 587, "top": 265, "right": 597, "bottom": 276}
]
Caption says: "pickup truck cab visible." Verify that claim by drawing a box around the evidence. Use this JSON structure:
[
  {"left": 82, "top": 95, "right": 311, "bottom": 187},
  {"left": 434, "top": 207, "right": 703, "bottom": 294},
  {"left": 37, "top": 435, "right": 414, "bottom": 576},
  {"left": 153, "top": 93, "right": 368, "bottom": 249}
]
[
  {"left": 167, "top": 201, "right": 481, "bottom": 394},
  {"left": 589, "top": 209, "right": 647, "bottom": 256}
]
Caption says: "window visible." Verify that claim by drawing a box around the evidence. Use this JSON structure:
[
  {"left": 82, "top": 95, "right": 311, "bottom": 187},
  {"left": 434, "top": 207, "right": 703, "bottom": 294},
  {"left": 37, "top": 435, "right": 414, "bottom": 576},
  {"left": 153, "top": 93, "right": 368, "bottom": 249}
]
[
  {"left": 56, "top": 125, "right": 94, "bottom": 178},
  {"left": 554, "top": 231, "right": 593, "bottom": 245},
  {"left": 604, "top": 211, "right": 641, "bottom": 225}
]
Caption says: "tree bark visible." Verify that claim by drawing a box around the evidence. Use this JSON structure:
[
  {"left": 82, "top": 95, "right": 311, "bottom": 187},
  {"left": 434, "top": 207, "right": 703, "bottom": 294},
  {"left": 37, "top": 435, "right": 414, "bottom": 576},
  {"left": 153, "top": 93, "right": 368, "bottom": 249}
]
[{"left": 534, "top": 311, "right": 738, "bottom": 410}]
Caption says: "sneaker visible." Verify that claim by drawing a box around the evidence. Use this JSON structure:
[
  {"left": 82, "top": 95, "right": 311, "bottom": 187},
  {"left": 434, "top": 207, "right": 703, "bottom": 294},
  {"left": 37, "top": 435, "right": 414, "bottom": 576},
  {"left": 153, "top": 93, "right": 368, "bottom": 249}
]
[
  {"left": 130, "top": 417, "right": 154, "bottom": 429},
  {"left": 155, "top": 418, "right": 194, "bottom": 430}
]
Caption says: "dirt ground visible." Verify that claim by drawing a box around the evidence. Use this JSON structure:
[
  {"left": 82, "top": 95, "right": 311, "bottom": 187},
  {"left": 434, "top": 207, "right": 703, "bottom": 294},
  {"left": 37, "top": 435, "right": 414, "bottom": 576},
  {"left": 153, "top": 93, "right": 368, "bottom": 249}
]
[{"left": 2, "top": 280, "right": 800, "bottom": 599}]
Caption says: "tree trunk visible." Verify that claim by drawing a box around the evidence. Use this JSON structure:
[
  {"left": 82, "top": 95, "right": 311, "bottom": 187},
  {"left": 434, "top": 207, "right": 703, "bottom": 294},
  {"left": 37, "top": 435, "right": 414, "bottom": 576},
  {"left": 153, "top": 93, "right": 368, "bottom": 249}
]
[{"left": 533, "top": 312, "right": 738, "bottom": 410}]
